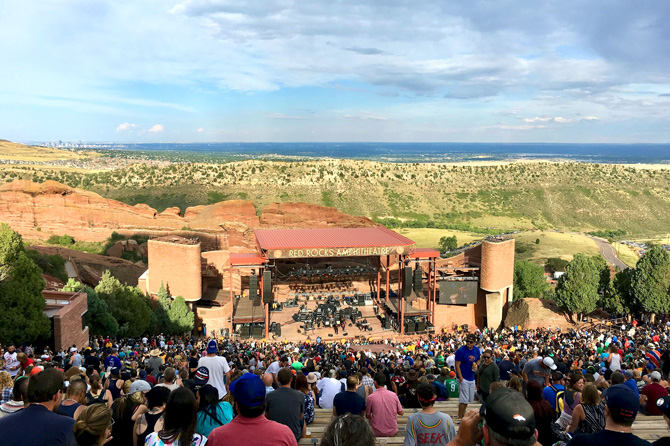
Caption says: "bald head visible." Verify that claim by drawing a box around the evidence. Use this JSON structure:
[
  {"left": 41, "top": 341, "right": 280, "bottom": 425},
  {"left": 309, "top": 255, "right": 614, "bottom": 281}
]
[{"left": 262, "top": 373, "right": 274, "bottom": 387}]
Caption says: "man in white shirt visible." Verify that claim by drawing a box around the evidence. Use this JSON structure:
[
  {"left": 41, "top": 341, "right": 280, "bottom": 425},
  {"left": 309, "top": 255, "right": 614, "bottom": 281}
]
[
  {"left": 316, "top": 369, "right": 342, "bottom": 409},
  {"left": 3, "top": 344, "right": 20, "bottom": 378},
  {"left": 266, "top": 356, "right": 288, "bottom": 384},
  {"left": 197, "top": 340, "right": 231, "bottom": 399}
]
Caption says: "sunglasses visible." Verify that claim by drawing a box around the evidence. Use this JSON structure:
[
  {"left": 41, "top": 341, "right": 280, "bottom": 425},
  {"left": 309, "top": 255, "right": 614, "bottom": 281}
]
[{"left": 483, "top": 356, "right": 491, "bottom": 359}]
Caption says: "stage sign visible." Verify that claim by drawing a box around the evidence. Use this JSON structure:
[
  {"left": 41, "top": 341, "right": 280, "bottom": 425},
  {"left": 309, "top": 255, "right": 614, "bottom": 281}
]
[
  {"left": 438, "top": 281, "right": 479, "bottom": 305},
  {"left": 269, "top": 245, "right": 407, "bottom": 259}
]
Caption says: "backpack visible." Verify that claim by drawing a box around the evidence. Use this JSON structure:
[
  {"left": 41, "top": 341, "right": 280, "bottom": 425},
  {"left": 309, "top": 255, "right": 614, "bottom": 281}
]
[{"left": 550, "top": 385, "right": 565, "bottom": 419}]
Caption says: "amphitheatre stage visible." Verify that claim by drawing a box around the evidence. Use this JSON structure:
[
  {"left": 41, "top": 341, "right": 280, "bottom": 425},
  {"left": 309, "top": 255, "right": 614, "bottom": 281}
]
[{"left": 140, "top": 225, "right": 516, "bottom": 341}]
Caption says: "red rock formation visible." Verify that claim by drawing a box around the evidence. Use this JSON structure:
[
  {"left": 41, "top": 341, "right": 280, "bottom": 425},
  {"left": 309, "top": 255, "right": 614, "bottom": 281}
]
[{"left": 260, "top": 202, "right": 377, "bottom": 228}]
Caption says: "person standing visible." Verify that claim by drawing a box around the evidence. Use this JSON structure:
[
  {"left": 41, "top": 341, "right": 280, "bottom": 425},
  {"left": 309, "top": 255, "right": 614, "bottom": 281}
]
[
  {"left": 3, "top": 344, "right": 20, "bottom": 378},
  {"left": 455, "top": 334, "right": 480, "bottom": 419},
  {"left": 197, "top": 340, "right": 231, "bottom": 400},
  {"left": 366, "top": 373, "right": 404, "bottom": 437},
  {"left": 403, "top": 383, "right": 456, "bottom": 446},
  {"left": 265, "top": 368, "right": 305, "bottom": 442},
  {"left": 523, "top": 356, "right": 556, "bottom": 387},
  {"left": 476, "top": 350, "right": 499, "bottom": 402}
]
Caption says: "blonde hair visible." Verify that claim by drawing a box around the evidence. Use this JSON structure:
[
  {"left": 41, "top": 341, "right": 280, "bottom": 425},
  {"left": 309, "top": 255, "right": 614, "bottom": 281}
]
[
  {"left": 508, "top": 376, "right": 523, "bottom": 392},
  {"left": 74, "top": 404, "right": 112, "bottom": 446},
  {"left": 0, "top": 371, "right": 12, "bottom": 389},
  {"left": 581, "top": 383, "right": 601, "bottom": 406}
]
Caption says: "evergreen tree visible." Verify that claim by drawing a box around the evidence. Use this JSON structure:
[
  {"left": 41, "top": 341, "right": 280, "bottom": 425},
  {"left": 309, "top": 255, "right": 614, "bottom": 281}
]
[
  {"left": 0, "top": 224, "right": 51, "bottom": 344},
  {"left": 631, "top": 245, "right": 670, "bottom": 316},
  {"left": 513, "top": 260, "right": 550, "bottom": 300},
  {"left": 591, "top": 255, "right": 611, "bottom": 295},
  {"left": 554, "top": 253, "right": 600, "bottom": 321},
  {"left": 95, "top": 270, "right": 152, "bottom": 337},
  {"left": 62, "top": 279, "right": 119, "bottom": 336},
  {"left": 155, "top": 282, "right": 171, "bottom": 333},
  {"left": 168, "top": 296, "right": 195, "bottom": 334}
]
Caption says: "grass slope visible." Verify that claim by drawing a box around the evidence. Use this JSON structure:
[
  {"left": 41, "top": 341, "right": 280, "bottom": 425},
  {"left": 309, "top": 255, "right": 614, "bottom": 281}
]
[
  {"left": 3, "top": 159, "right": 670, "bottom": 235},
  {"left": 0, "top": 140, "right": 98, "bottom": 162}
]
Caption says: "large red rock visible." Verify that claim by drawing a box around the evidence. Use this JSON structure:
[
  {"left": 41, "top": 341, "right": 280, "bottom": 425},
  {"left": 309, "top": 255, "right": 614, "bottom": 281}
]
[{"left": 260, "top": 202, "right": 377, "bottom": 228}]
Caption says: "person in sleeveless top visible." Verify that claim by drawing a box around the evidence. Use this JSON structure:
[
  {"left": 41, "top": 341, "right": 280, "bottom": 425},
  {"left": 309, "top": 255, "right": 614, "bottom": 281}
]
[
  {"left": 59, "top": 378, "right": 88, "bottom": 420},
  {"left": 558, "top": 373, "right": 584, "bottom": 429},
  {"left": 133, "top": 386, "right": 171, "bottom": 446},
  {"left": 87, "top": 375, "right": 113, "bottom": 407},
  {"left": 295, "top": 373, "right": 316, "bottom": 425},
  {"left": 567, "top": 383, "right": 605, "bottom": 436},
  {"left": 608, "top": 344, "right": 622, "bottom": 372},
  {"left": 106, "top": 367, "right": 124, "bottom": 401}
]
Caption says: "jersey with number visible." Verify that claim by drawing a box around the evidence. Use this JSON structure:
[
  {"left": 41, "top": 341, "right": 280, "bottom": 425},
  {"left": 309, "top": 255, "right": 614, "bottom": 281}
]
[{"left": 444, "top": 379, "right": 459, "bottom": 399}]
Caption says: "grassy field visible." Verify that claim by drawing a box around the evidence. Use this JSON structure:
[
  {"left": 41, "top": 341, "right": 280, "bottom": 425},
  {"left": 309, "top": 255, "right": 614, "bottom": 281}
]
[
  {"left": 611, "top": 242, "right": 640, "bottom": 267},
  {"left": 512, "top": 231, "right": 601, "bottom": 263},
  {"left": 3, "top": 147, "right": 670, "bottom": 237},
  {"left": 0, "top": 140, "right": 98, "bottom": 162},
  {"left": 395, "top": 228, "right": 483, "bottom": 250}
]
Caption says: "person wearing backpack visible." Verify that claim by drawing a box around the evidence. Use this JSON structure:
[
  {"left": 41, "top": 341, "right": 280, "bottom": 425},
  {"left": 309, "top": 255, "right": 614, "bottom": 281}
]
[{"left": 542, "top": 371, "right": 566, "bottom": 417}]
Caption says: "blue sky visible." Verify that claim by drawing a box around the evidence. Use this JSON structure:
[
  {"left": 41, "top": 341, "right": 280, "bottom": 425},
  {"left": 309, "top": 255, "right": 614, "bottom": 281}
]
[{"left": 1, "top": 0, "right": 669, "bottom": 143}]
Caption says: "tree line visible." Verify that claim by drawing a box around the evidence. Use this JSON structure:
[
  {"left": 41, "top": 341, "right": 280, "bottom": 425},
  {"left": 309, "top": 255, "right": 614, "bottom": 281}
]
[
  {"left": 0, "top": 223, "right": 194, "bottom": 345},
  {"left": 514, "top": 246, "right": 670, "bottom": 321}
]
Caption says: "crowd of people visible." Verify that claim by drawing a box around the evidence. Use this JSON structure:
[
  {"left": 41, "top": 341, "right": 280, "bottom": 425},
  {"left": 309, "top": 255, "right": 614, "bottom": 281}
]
[{"left": 1, "top": 317, "right": 670, "bottom": 446}]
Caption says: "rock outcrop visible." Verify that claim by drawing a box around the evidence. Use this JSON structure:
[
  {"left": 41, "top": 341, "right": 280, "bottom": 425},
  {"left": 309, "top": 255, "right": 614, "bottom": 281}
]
[
  {"left": 0, "top": 180, "right": 259, "bottom": 241},
  {"left": 260, "top": 202, "right": 377, "bottom": 228}
]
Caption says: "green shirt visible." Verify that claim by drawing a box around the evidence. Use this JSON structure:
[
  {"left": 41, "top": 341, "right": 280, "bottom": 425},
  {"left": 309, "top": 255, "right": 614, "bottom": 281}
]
[
  {"left": 291, "top": 361, "right": 303, "bottom": 370},
  {"left": 476, "top": 361, "right": 500, "bottom": 393},
  {"left": 445, "top": 379, "right": 459, "bottom": 399}
]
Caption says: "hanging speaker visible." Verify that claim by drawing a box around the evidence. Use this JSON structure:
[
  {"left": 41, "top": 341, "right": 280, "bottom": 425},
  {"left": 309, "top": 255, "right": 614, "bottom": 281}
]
[
  {"left": 403, "top": 266, "right": 412, "bottom": 297},
  {"left": 249, "top": 274, "right": 258, "bottom": 300},
  {"left": 263, "top": 270, "right": 273, "bottom": 303},
  {"left": 413, "top": 267, "right": 423, "bottom": 294}
]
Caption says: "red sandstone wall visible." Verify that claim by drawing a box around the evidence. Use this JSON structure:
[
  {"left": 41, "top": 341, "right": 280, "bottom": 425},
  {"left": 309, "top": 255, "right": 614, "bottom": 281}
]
[
  {"left": 147, "top": 240, "right": 202, "bottom": 301},
  {"left": 260, "top": 202, "right": 378, "bottom": 228},
  {"left": 49, "top": 291, "right": 89, "bottom": 351},
  {"left": 196, "top": 301, "right": 232, "bottom": 334},
  {"left": 480, "top": 239, "right": 515, "bottom": 291},
  {"left": 433, "top": 303, "right": 475, "bottom": 332}
]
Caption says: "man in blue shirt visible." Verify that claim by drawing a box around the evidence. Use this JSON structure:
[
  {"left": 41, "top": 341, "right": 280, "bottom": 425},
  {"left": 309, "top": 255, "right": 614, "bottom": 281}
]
[
  {"left": 454, "top": 334, "right": 480, "bottom": 420},
  {"left": 542, "top": 371, "right": 565, "bottom": 412},
  {"left": 623, "top": 370, "right": 640, "bottom": 397}
]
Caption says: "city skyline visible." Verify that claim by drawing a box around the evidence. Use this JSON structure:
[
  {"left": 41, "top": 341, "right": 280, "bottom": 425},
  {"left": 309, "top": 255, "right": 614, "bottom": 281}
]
[{"left": 1, "top": 1, "right": 669, "bottom": 144}]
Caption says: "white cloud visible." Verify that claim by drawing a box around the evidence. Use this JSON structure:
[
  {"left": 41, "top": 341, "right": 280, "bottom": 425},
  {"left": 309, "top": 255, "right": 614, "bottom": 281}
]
[
  {"left": 148, "top": 124, "right": 164, "bottom": 133},
  {"left": 116, "top": 122, "right": 137, "bottom": 132},
  {"left": 196, "top": 127, "right": 204, "bottom": 132},
  {"left": 583, "top": 116, "right": 599, "bottom": 121},
  {"left": 266, "top": 113, "right": 307, "bottom": 120},
  {"left": 554, "top": 117, "right": 573, "bottom": 123},
  {"left": 524, "top": 117, "right": 552, "bottom": 122}
]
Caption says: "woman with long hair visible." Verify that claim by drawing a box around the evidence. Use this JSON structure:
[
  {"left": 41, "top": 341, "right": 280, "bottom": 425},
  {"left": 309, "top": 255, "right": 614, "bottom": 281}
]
[
  {"left": 87, "top": 374, "right": 114, "bottom": 407},
  {"left": 295, "top": 373, "right": 316, "bottom": 425},
  {"left": 105, "top": 367, "right": 124, "bottom": 401},
  {"left": 109, "top": 386, "right": 146, "bottom": 446},
  {"left": 508, "top": 375, "right": 523, "bottom": 393},
  {"left": 146, "top": 387, "right": 206, "bottom": 446},
  {"left": 195, "top": 384, "right": 233, "bottom": 437},
  {"left": 0, "top": 371, "right": 13, "bottom": 404},
  {"left": 557, "top": 372, "right": 584, "bottom": 429},
  {"left": 74, "top": 404, "right": 113, "bottom": 446},
  {"left": 566, "top": 382, "right": 605, "bottom": 436},
  {"left": 525, "top": 380, "right": 556, "bottom": 446},
  {"left": 607, "top": 343, "right": 622, "bottom": 372},
  {"left": 321, "top": 413, "right": 376, "bottom": 446},
  {"left": 133, "top": 386, "right": 171, "bottom": 446}
]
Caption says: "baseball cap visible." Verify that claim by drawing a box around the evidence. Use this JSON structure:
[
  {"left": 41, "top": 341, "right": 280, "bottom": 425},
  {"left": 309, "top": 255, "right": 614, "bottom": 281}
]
[
  {"left": 207, "top": 340, "right": 218, "bottom": 354},
  {"left": 624, "top": 370, "right": 634, "bottom": 379},
  {"left": 129, "top": 380, "right": 152, "bottom": 394},
  {"left": 656, "top": 395, "right": 670, "bottom": 417},
  {"left": 449, "top": 371, "right": 456, "bottom": 379},
  {"left": 605, "top": 384, "right": 638, "bottom": 422},
  {"left": 139, "top": 369, "right": 148, "bottom": 379},
  {"left": 230, "top": 373, "right": 266, "bottom": 407},
  {"left": 651, "top": 371, "right": 662, "bottom": 381},
  {"left": 194, "top": 367, "right": 210, "bottom": 386},
  {"left": 480, "top": 388, "right": 536, "bottom": 440},
  {"left": 542, "top": 357, "right": 557, "bottom": 370}
]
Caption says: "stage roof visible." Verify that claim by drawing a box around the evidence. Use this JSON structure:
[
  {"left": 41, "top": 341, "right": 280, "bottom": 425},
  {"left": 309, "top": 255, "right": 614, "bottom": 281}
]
[{"left": 254, "top": 226, "right": 415, "bottom": 259}]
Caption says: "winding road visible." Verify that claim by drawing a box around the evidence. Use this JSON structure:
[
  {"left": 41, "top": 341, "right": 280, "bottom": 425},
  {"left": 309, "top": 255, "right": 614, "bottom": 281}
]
[{"left": 585, "top": 235, "right": 629, "bottom": 270}]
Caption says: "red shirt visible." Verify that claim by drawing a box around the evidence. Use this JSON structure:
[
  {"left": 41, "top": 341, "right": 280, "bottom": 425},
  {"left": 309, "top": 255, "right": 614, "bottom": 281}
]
[
  {"left": 642, "top": 383, "right": 669, "bottom": 415},
  {"left": 207, "top": 414, "right": 297, "bottom": 446}
]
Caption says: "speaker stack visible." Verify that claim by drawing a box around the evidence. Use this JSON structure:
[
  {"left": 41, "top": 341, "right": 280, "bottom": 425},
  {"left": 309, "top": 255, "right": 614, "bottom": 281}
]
[
  {"left": 413, "top": 267, "right": 423, "bottom": 294},
  {"left": 403, "top": 267, "right": 413, "bottom": 297},
  {"left": 252, "top": 325, "right": 262, "bottom": 338},
  {"left": 249, "top": 274, "right": 258, "bottom": 300},
  {"left": 417, "top": 320, "right": 426, "bottom": 332},
  {"left": 263, "top": 270, "right": 273, "bottom": 304}
]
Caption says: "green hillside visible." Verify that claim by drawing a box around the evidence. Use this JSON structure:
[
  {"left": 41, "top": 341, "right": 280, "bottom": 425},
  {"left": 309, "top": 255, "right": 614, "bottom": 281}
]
[{"left": 5, "top": 160, "right": 670, "bottom": 235}]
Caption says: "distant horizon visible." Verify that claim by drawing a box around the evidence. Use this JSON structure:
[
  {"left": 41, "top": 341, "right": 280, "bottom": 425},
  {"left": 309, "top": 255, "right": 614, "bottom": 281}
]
[{"left": 24, "top": 140, "right": 670, "bottom": 146}]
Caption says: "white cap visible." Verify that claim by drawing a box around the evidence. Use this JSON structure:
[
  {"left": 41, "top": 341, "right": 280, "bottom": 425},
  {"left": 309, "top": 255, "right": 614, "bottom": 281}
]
[
  {"left": 70, "top": 347, "right": 77, "bottom": 353},
  {"left": 542, "top": 357, "right": 558, "bottom": 370}
]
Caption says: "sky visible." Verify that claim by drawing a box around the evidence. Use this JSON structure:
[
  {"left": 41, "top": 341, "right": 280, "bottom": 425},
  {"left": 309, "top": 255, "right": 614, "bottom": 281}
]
[{"left": 1, "top": 1, "right": 669, "bottom": 143}]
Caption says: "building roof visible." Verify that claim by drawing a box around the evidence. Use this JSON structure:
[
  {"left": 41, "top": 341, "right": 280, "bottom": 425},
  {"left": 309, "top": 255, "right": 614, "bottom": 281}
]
[
  {"left": 409, "top": 248, "right": 441, "bottom": 259},
  {"left": 254, "top": 226, "right": 414, "bottom": 251},
  {"left": 229, "top": 252, "right": 268, "bottom": 266}
]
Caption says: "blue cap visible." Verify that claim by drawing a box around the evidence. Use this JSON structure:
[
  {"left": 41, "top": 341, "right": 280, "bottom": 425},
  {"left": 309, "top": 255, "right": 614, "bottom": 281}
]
[
  {"left": 605, "top": 384, "right": 638, "bottom": 422},
  {"left": 139, "top": 369, "right": 147, "bottom": 379},
  {"left": 230, "top": 373, "right": 265, "bottom": 407},
  {"left": 207, "top": 340, "right": 218, "bottom": 354}
]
